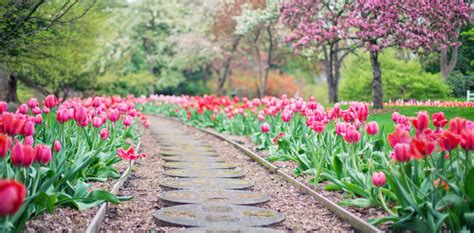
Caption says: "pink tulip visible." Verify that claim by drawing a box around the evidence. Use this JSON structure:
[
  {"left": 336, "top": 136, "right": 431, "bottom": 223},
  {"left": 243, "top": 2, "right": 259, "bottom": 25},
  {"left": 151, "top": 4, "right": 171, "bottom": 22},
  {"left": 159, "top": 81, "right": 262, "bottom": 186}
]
[
  {"left": 18, "top": 104, "right": 28, "bottom": 114},
  {"left": 73, "top": 107, "right": 87, "bottom": 123},
  {"left": 365, "top": 121, "right": 379, "bottom": 135},
  {"left": 34, "top": 144, "right": 52, "bottom": 164},
  {"left": 335, "top": 122, "right": 348, "bottom": 135},
  {"left": 257, "top": 114, "right": 265, "bottom": 122},
  {"left": 261, "top": 123, "right": 270, "bottom": 133},
  {"left": 394, "top": 143, "right": 410, "bottom": 162},
  {"left": 34, "top": 114, "right": 43, "bottom": 124},
  {"left": 27, "top": 98, "right": 39, "bottom": 108},
  {"left": 92, "top": 97, "right": 101, "bottom": 108},
  {"left": 0, "top": 180, "right": 27, "bottom": 216},
  {"left": 108, "top": 109, "right": 120, "bottom": 122},
  {"left": 24, "top": 136, "right": 34, "bottom": 146},
  {"left": 123, "top": 116, "right": 133, "bottom": 127},
  {"left": 343, "top": 126, "right": 361, "bottom": 144},
  {"left": 100, "top": 128, "right": 110, "bottom": 140},
  {"left": 281, "top": 111, "right": 291, "bottom": 122},
  {"left": 31, "top": 107, "right": 41, "bottom": 115},
  {"left": 42, "top": 107, "right": 50, "bottom": 114},
  {"left": 22, "top": 121, "right": 35, "bottom": 137},
  {"left": 10, "top": 140, "right": 34, "bottom": 167},
  {"left": 372, "top": 172, "right": 386, "bottom": 187},
  {"left": 0, "top": 134, "right": 12, "bottom": 158},
  {"left": 92, "top": 117, "right": 103, "bottom": 128},
  {"left": 411, "top": 111, "right": 429, "bottom": 132},
  {"left": 53, "top": 140, "right": 62, "bottom": 152},
  {"left": 56, "top": 109, "right": 69, "bottom": 123},
  {"left": 44, "top": 95, "right": 57, "bottom": 109}
]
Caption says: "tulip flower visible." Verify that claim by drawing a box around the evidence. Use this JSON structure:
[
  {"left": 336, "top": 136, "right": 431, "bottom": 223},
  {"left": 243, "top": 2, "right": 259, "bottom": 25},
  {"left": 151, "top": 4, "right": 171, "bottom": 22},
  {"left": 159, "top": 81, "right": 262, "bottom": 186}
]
[
  {"left": 42, "top": 107, "right": 50, "bottom": 114},
  {"left": 343, "top": 126, "right": 361, "bottom": 144},
  {"left": 18, "top": 104, "right": 28, "bottom": 114},
  {"left": 44, "top": 95, "right": 58, "bottom": 108},
  {"left": 73, "top": 107, "right": 87, "bottom": 124},
  {"left": 117, "top": 146, "right": 145, "bottom": 161},
  {"left": 281, "top": 111, "right": 291, "bottom": 122},
  {"left": 365, "top": 121, "right": 379, "bottom": 135},
  {"left": 31, "top": 107, "right": 41, "bottom": 115},
  {"left": 311, "top": 121, "right": 325, "bottom": 133},
  {"left": 434, "top": 178, "right": 449, "bottom": 191},
  {"left": 123, "top": 116, "right": 133, "bottom": 127},
  {"left": 34, "top": 144, "right": 52, "bottom": 164},
  {"left": 261, "top": 123, "right": 270, "bottom": 133},
  {"left": 24, "top": 136, "right": 34, "bottom": 146},
  {"left": 410, "top": 137, "right": 436, "bottom": 159},
  {"left": 1, "top": 113, "right": 25, "bottom": 136},
  {"left": 335, "top": 122, "right": 348, "bottom": 136},
  {"left": 437, "top": 130, "right": 461, "bottom": 151},
  {"left": 0, "top": 133, "right": 12, "bottom": 158},
  {"left": 92, "top": 97, "right": 101, "bottom": 108},
  {"left": 432, "top": 112, "right": 448, "bottom": 128},
  {"left": 411, "top": 111, "right": 430, "bottom": 133},
  {"left": 53, "top": 140, "right": 62, "bottom": 152},
  {"left": 108, "top": 109, "right": 120, "bottom": 122},
  {"left": 461, "top": 130, "right": 474, "bottom": 151},
  {"left": 11, "top": 140, "right": 34, "bottom": 167},
  {"left": 393, "top": 143, "right": 410, "bottom": 162},
  {"left": 56, "top": 109, "right": 70, "bottom": 123},
  {"left": 388, "top": 128, "right": 411, "bottom": 148},
  {"left": 100, "top": 128, "right": 110, "bottom": 140},
  {"left": 34, "top": 114, "right": 43, "bottom": 124},
  {"left": 448, "top": 118, "right": 466, "bottom": 135},
  {"left": 27, "top": 98, "right": 39, "bottom": 108},
  {"left": 372, "top": 172, "right": 386, "bottom": 187},
  {"left": 22, "top": 121, "right": 35, "bottom": 137},
  {"left": 0, "top": 180, "right": 27, "bottom": 216},
  {"left": 0, "top": 101, "right": 7, "bottom": 114},
  {"left": 92, "top": 117, "right": 103, "bottom": 128}
]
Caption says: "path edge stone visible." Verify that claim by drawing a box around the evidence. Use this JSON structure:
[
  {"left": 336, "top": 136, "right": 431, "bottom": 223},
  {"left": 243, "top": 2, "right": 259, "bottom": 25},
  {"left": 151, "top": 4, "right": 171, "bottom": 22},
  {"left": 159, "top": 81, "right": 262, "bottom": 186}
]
[{"left": 85, "top": 142, "right": 141, "bottom": 233}]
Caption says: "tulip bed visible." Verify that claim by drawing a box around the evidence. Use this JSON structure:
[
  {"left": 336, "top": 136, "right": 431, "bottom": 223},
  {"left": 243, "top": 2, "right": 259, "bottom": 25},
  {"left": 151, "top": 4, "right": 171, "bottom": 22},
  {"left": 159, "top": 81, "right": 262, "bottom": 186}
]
[
  {"left": 0, "top": 96, "right": 147, "bottom": 232},
  {"left": 141, "top": 95, "right": 474, "bottom": 232}
]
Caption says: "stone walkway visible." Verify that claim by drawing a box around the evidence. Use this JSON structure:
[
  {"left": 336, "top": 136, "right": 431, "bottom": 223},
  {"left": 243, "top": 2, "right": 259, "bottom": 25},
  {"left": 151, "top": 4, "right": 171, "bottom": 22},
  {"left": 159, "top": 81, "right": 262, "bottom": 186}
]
[{"left": 152, "top": 120, "right": 285, "bottom": 232}]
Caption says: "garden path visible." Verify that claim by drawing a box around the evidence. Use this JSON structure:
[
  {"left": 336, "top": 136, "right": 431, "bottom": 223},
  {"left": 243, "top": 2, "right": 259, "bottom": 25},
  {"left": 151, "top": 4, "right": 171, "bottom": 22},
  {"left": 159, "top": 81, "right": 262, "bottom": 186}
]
[{"left": 151, "top": 118, "right": 285, "bottom": 232}]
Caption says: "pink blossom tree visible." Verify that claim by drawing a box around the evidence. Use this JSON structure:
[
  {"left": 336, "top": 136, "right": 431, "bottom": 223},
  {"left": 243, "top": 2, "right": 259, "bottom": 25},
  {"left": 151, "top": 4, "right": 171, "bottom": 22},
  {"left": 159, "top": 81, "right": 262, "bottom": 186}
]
[
  {"left": 349, "top": 0, "right": 470, "bottom": 109},
  {"left": 280, "top": 0, "right": 359, "bottom": 103}
]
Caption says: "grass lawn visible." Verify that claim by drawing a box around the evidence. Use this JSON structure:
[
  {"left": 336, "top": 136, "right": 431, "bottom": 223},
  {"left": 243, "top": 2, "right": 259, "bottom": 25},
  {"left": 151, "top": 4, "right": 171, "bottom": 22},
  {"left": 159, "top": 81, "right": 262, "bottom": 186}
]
[{"left": 368, "top": 106, "right": 473, "bottom": 134}]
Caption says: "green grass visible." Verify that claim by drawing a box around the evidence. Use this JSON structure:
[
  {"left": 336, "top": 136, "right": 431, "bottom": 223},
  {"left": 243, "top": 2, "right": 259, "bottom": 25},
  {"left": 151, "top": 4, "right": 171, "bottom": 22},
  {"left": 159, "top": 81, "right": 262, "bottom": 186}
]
[{"left": 368, "top": 106, "right": 473, "bottom": 134}]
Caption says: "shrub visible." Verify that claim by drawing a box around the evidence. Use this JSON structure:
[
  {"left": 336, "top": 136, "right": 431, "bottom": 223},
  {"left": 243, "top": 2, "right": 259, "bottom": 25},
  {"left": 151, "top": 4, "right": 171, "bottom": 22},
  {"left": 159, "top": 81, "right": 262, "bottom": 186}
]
[
  {"left": 341, "top": 49, "right": 450, "bottom": 101},
  {"left": 445, "top": 71, "right": 474, "bottom": 97}
]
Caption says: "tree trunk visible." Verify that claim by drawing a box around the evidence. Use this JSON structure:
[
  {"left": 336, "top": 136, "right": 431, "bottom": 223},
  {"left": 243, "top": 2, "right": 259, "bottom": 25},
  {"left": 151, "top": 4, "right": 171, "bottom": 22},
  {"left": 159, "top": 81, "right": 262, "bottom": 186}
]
[
  {"left": 0, "top": 64, "right": 19, "bottom": 103},
  {"left": 440, "top": 28, "right": 460, "bottom": 79},
  {"left": 216, "top": 37, "right": 241, "bottom": 96},
  {"left": 370, "top": 51, "right": 383, "bottom": 109},
  {"left": 324, "top": 46, "right": 339, "bottom": 104}
]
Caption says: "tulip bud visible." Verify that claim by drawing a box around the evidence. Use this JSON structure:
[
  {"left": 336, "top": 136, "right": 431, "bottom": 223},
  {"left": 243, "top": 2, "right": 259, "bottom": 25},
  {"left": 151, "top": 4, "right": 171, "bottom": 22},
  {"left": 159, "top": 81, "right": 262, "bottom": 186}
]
[
  {"left": 92, "top": 97, "right": 101, "bottom": 108},
  {"left": 22, "top": 121, "right": 35, "bottom": 137},
  {"left": 461, "top": 130, "right": 474, "bottom": 151},
  {"left": 0, "top": 134, "right": 12, "bottom": 158},
  {"left": 10, "top": 140, "right": 34, "bottom": 167},
  {"left": 393, "top": 143, "right": 410, "bottom": 162},
  {"left": 73, "top": 107, "right": 87, "bottom": 124},
  {"left": 100, "top": 128, "right": 110, "bottom": 140},
  {"left": 53, "top": 140, "right": 62, "bottom": 152},
  {"left": 27, "top": 98, "right": 39, "bottom": 108},
  {"left": 44, "top": 95, "right": 58, "bottom": 109},
  {"left": 372, "top": 172, "right": 386, "bottom": 187},
  {"left": 261, "top": 123, "right": 270, "bottom": 133},
  {"left": 0, "top": 180, "right": 27, "bottom": 216},
  {"left": 123, "top": 116, "right": 133, "bottom": 127},
  {"left": 365, "top": 121, "right": 379, "bottom": 135},
  {"left": 24, "top": 136, "right": 34, "bottom": 146},
  {"left": 108, "top": 109, "right": 120, "bottom": 122},
  {"left": 42, "top": 107, "right": 50, "bottom": 114},
  {"left": 92, "top": 117, "right": 103, "bottom": 128},
  {"left": 34, "top": 144, "right": 52, "bottom": 164},
  {"left": 34, "top": 114, "right": 43, "bottom": 124},
  {"left": 18, "top": 104, "right": 28, "bottom": 114},
  {"left": 56, "top": 109, "right": 69, "bottom": 123}
]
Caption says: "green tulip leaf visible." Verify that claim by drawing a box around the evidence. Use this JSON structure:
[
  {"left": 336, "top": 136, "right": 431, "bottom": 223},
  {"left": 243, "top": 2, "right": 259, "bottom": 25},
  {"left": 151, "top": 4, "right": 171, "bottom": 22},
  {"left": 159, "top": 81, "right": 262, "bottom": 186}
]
[
  {"left": 339, "top": 198, "right": 372, "bottom": 208},
  {"left": 465, "top": 168, "right": 474, "bottom": 203}
]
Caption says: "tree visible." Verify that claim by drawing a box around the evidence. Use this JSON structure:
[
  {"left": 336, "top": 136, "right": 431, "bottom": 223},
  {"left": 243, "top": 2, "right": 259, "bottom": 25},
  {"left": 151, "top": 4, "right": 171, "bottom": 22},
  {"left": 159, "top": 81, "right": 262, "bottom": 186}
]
[
  {"left": 349, "top": 0, "right": 470, "bottom": 109},
  {"left": 0, "top": 0, "right": 98, "bottom": 102},
  {"left": 280, "top": 0, "right": 358, "bottom": 103},
  {"left": 235, "top": 0, "right": 283, "bottom": 97}
]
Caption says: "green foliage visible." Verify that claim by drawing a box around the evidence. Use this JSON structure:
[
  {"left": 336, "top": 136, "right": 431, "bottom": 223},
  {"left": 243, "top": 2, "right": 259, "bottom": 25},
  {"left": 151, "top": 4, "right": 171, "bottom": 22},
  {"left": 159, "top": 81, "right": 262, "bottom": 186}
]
[
  {"left": 96, "top": 72, "right": 155, "bottom": 97},
  {"left": 341, "top": 50, "right": 450, "bottom": 101},
  {"left": 445, "top": 71, "right": 474, "bottom": 97}
]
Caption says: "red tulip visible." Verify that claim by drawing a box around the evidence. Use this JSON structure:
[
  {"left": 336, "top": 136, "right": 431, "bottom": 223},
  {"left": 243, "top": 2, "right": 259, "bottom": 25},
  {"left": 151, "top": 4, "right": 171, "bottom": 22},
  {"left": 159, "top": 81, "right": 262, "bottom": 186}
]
[
  {"left": 117, "top": 146, "right": 145, "bottom": 161},
  {"left": 0, "top": 113, "right": 25, "bottom": 136},
  {"left": 261, "top": 123, "right": 270, "bottom": 133},
  {"left": 432, "top": 112, "right": 448, "bottom": 128},
  {"left": 372, "top": 172, "right": 386, "bottom": 187},
  {"left": 388, "top": 128, "right": 411, "bottom": 148},
  {"left": 365, "top": 121, "right": 379, "bottom": 135},
  {"left": 411, "top": 111, "right": 429, "bottom": 132},
  {"left": 434, "top": 178, "right": 449, "bottom": 191},
  {"left": 0, "top": 133, "right": 11, "bottom": 158},
  {"left": 438, "top": 130, "right": 461, "bottom": 151},
  {"left": 44, "top": 95, "right": 57, "bottom": 109},
  {"left": 22, "top": 121, "right": 35, "bottom": 137},
  {"left": 100, "top": 128, "right": 110, "bottom": 140},
  {"left": 448, "top": 118, "right": 466, "bottom": 135},
  {"left": 0, "top": 180, "right": 27, "bottom": 216},
  {"left": 410, "top": 137, "right": 436, "bottom": 160},
  {"left": 10, "top": 140, "right": 34, "bottom": 167},
  {"left": 0, "top": 101, "right": 7, "bottom": 114},
  {"left": 53, "top": 140, "right": 62, "bottom": 152},
  {"left": 394, "top": 143, "right": 410, "bottom": 162},
  {"left": 34, "top": 144, "right": 52, "bottom": 164},
  {"left": 461, "top": 130, "right": 474, "bottom": 151}
]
